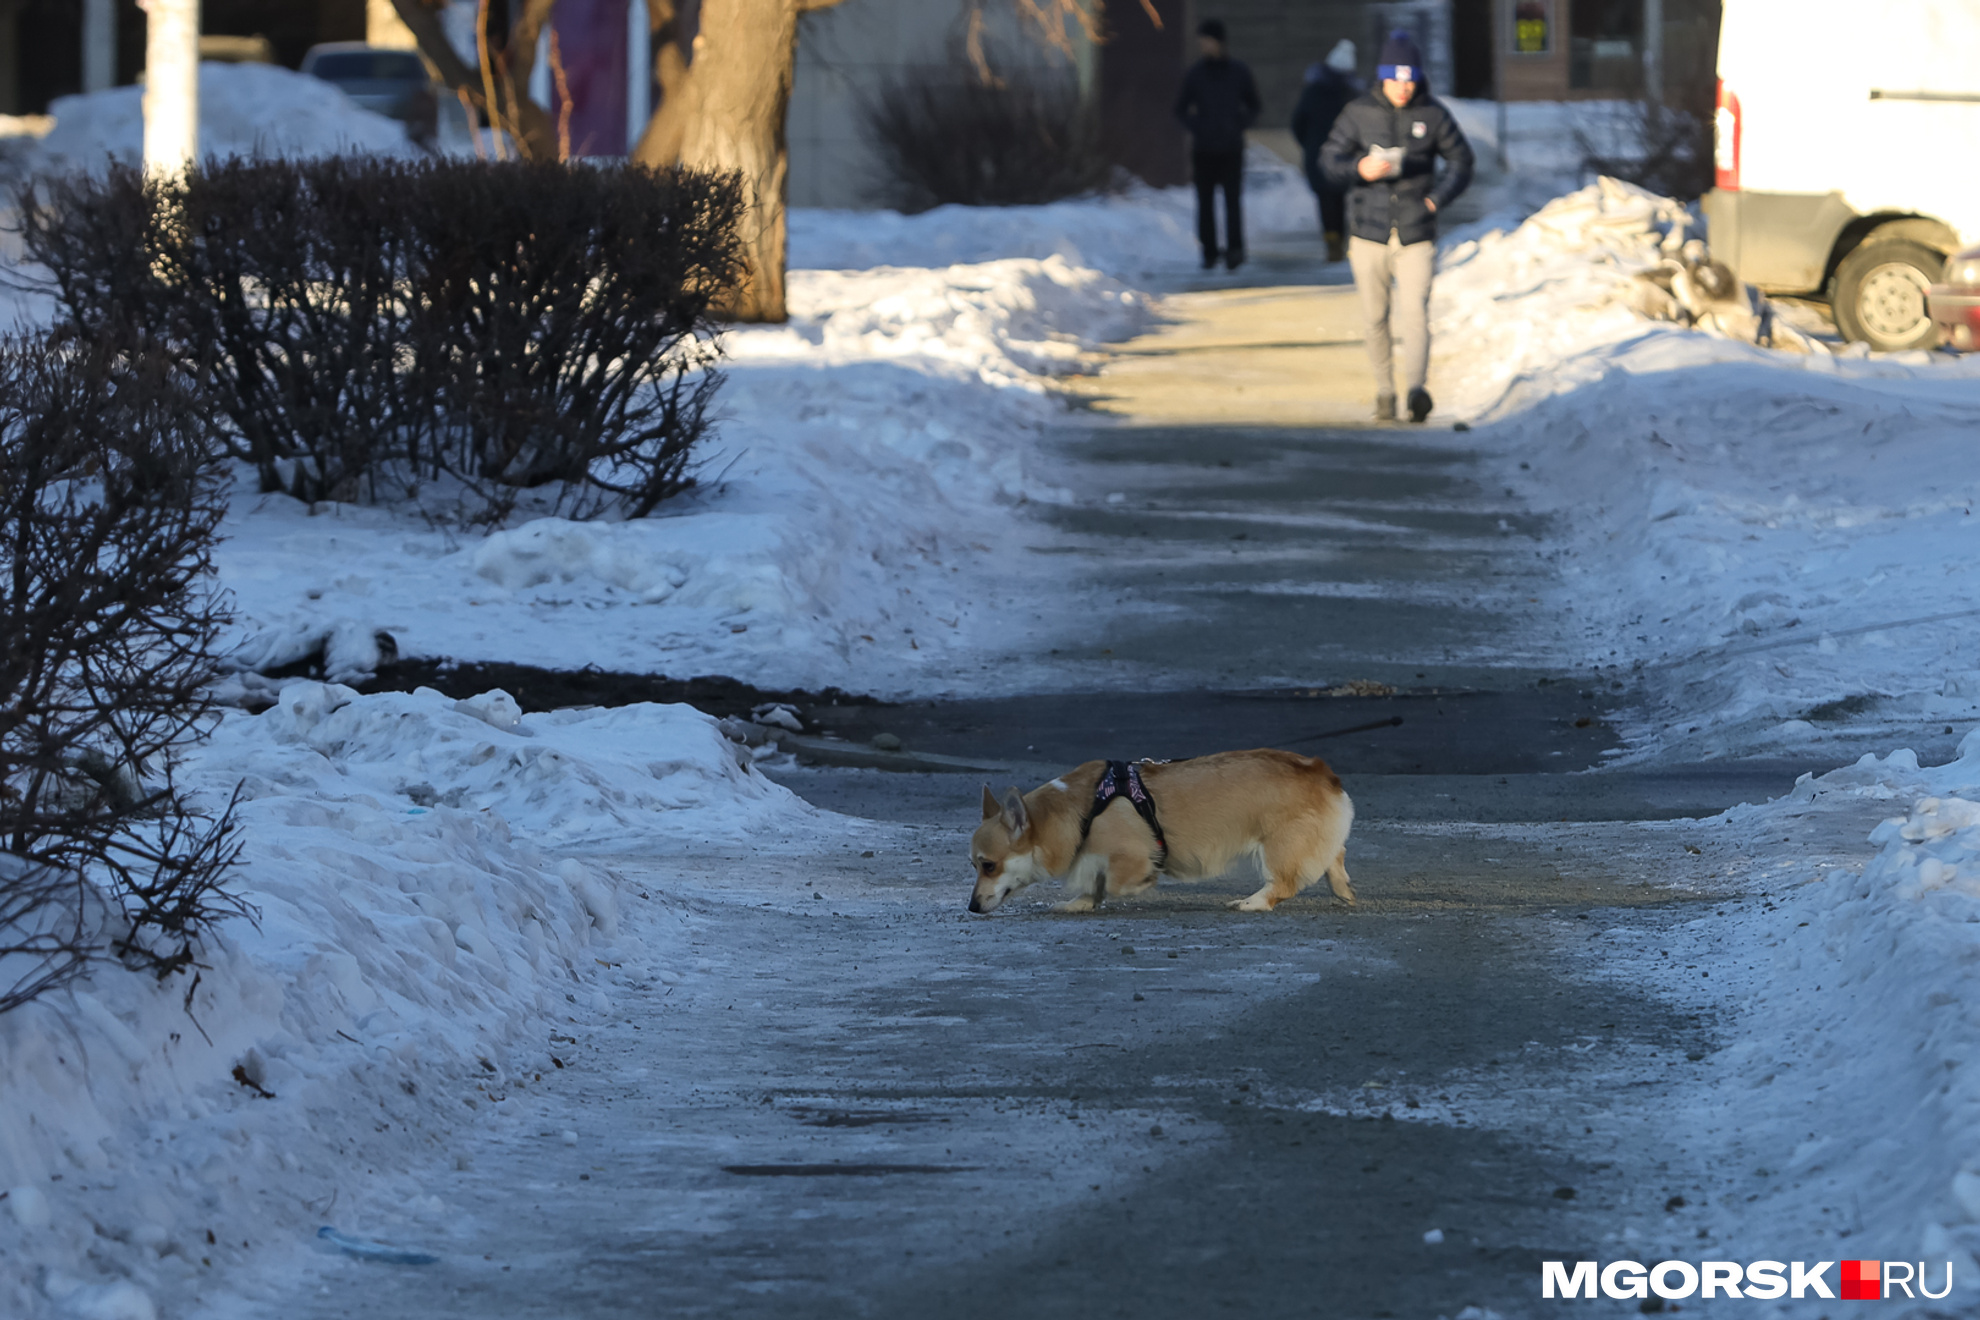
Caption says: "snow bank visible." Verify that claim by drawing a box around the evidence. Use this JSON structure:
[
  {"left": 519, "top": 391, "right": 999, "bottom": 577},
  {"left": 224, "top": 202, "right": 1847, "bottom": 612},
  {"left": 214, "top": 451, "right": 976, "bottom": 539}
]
[
  {"left": 762, "top": 255, "right": 1152, "bottom": 384},
  {"left": 1431, "top": 180, "right": 1980, "bottom": 759},
  {"left": 790, "top": 145, "right": 1318, "bottom": 279},
  {"left": 17, "top": 63, "right": 417, "bottom": 179},
  {"left": 1676, "top": 739, "right": 1980, "bottom": 1306},
  {"left": 0, "top": 684, "right": 804, "bottom": 1319},
  {"left": 1440, "top": 97, "right": 1637, "bottom": 223},
  {"left": 221, "top": 257, "right": 1152, "bottom": 697}
]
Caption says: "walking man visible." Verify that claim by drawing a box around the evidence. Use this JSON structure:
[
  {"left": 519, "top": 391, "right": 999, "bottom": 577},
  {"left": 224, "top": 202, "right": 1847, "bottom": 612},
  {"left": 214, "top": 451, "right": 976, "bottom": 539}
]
[
  {"left": 1174, "top": 18, "right": 1261, "bottom": 271},
  {"left": 1291, "top": 40, "right": 1361, "bottom": 262},
  {"left": 1320, "top": 30, "right": 1472, "bottom": 422}
]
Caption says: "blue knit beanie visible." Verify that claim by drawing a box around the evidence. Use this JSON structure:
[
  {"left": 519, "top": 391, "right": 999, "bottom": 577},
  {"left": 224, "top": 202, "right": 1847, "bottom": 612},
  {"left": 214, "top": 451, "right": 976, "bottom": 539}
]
[{"left": 1376, "top": 30, "right": 1424, "bottom": 83}]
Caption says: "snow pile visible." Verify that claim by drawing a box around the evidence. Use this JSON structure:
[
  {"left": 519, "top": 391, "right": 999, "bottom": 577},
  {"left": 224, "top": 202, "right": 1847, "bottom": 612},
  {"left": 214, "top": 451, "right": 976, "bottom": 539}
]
[
  {"left": 756, "top": 255, "right": 1153, "bottom": 386},
  {"left": 1430, "top": 180, "right": 1980, "bottom": 760},
  {"left": 1686, "top": 738, "right": 1980, "bottom": 1304},
  {"left": 15, "top": 63, "right": 416, "bottom": 180},
  {"left": 219, "top": 682, "right": 796, "bottom": 850},
  {"left": 0, "top": 683, "right": 803, "bottom": 1319},
  {"left": 1441, "top": 97, "right": 1636, "bottom": 225},
  {"left": 221, "top": 254, "right": 1149, "bottom": 697},
  {"left": 1434, "top": 177, "right": 1699, "bottom": 418},
  {"left": 790, "top": 144, "right": 1317, "bottom": 278}
]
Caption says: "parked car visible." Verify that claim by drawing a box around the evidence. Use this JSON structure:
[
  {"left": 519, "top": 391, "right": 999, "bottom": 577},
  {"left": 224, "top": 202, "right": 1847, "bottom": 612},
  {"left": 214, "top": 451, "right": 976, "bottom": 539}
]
[
  {"left": 1702, "top": 0, "right": 1980, "bottom": 351},
  {"left": 1930, "top": 245, "right": 1980, "bottom": 351},
  {"left": 300, "top": 43, "right": 439, "bottom": 146}
]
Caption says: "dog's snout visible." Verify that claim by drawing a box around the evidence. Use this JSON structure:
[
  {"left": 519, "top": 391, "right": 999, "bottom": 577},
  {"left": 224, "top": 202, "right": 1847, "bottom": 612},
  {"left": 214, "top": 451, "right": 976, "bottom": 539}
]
[{"left": 967, "top": 893, "right": 985, "bottom": 914}]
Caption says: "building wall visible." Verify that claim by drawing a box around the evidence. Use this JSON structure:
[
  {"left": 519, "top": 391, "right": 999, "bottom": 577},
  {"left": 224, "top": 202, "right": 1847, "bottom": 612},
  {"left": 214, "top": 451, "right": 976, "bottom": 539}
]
[
  {"left": 789, "top": 0, "right": 1089, "bottom": 210},
  {"left": 1491, "top": 0, "right": 1718, "bottom": 102},
  {"left": 1200, "top": 0, "right": 1385, "bottom": 132}
]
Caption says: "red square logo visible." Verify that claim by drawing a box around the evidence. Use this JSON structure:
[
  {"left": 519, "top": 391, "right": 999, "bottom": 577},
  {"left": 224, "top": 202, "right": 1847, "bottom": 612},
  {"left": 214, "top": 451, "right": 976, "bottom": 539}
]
[{"left": 1840, "top": 1260, "right": 1880, "bottom": 1301}]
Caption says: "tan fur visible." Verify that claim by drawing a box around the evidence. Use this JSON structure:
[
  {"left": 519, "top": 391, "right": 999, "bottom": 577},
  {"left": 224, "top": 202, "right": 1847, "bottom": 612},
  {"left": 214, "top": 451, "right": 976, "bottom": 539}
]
[{"left": 966, "top": 749, "right": 1354, "bottom": 914}]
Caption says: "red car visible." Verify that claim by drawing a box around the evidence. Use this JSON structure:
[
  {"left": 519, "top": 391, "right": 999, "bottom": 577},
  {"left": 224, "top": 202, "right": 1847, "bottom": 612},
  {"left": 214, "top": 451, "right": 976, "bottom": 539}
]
[{"left": 1930, "top": 245, "right": 1980, "bottom": 352}]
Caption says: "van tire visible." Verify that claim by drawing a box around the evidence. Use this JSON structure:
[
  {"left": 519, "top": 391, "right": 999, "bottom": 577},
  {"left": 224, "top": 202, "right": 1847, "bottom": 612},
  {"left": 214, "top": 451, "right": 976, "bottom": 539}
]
[{"left": 1833, "top": 238, "right": 1944, "bottom": 351}]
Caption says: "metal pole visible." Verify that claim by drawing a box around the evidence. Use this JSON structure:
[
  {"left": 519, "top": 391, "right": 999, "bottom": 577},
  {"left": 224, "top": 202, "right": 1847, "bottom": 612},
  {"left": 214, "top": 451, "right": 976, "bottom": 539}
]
[
  {"left": 83, "top": 0, "right": 116, "bottom": 93},
  {"left": 141, "top": 0, "right": 199, "bottom": 175},
  {"left": 1643, "top": 0, "right": 1664, "bottom": 105},
  {"left": 1494, "top": 0, "right": 1508, "bottom": 171}
]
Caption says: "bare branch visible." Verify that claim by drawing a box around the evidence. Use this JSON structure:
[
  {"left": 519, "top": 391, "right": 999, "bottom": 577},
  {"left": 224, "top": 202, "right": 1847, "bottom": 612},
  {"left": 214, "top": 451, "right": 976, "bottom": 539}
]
[{"left": 388, "top": 0, "right": 559, "bottom": 159}]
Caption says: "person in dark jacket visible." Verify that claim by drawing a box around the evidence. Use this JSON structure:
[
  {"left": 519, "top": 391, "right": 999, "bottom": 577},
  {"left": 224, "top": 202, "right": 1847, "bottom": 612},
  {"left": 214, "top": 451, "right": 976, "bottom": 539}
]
[
  {"left": 1320, "top": 30, "right": 1473, "bottom": 423},
  {"left": 1291, "top": 40, "right": 1361, "bottom": 262},
  {"left": 1174, "top": 19, "right": 1261, "bottom": 271}
]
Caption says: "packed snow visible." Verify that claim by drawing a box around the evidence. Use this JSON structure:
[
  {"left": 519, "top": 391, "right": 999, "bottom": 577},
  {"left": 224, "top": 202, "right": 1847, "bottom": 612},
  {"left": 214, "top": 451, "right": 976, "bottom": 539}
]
[
  {"left": 7, "top": 50, "right": 1980, "bottom": 1317},
  {"left": 218, "top": 254, "right": 1153, "bottom": 698},
  {"left": 791, "top": 144, "right": 1318, "bottom": 279},
  {"left": 0, "top": 682, "right": 818, "bottom": 1319},
  {"left": 1569, "top": 740, "right": 1980, "bottom": 1312},
  {"left": 1696, "top": 741, "right": 1980, "bottom": 1301},
  {"left": 7, "top": 63, "right": 418, "bottom": 180},
  {"left": 1430, "top": 178, "right": 1980, "bottom": 763}
]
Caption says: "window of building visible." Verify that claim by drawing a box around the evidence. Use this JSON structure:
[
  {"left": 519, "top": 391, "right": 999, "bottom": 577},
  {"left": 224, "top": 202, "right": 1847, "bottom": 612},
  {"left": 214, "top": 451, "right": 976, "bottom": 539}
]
[
  {"left": 1569, "top": 0, "right": 1644, "bottom": 90},
  {"left": 1510, "top": 0, "right": 1553, "bottom": 55}
]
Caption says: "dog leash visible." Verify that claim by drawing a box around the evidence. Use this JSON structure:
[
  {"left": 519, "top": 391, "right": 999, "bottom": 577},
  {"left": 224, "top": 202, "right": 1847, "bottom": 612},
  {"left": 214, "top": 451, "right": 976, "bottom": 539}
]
[{"left": 1280, "top": 714, "right": 1404, "bottom": 746}]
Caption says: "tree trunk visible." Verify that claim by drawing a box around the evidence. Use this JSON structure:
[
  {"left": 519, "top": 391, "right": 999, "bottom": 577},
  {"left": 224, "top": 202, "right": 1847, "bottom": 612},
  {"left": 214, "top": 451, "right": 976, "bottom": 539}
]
[
  {"left": 634, "top": 0, "right": 845, "bottom": 323},
  {"left": 389, "top": 0, "right": 561, "bottom": 160},
  {"left": 141, "top": 0, "right": 199, "bottom": 174}
]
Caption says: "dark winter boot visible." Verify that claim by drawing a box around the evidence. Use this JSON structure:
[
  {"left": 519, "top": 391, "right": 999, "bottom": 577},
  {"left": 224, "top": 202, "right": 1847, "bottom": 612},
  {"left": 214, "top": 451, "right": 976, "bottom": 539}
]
[
  {"left": 1407, "top": 388, "right": 1433, "bottom": 423},
  {"left": 1225, "top": 248, "right": 1246, "bottom": 271},
  {"left": 1324, "top": 230, "right": 1344, "bottom": 262},
  {"left": 1201, "top": 248, "right": 1220, "bottom": 270},
  {"left": 1373, "top": 393, "right": 1397, "bottom": 422}
]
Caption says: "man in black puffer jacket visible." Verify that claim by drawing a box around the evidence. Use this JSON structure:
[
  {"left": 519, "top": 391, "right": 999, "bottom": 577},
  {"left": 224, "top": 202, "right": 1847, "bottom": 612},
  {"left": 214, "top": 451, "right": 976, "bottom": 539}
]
[
  {"left": 1174, "top": 18, "right": 1261, "bottom": 271},
  {"left": 1320, "top": 30, "right": 1473, "bottom": 423}
]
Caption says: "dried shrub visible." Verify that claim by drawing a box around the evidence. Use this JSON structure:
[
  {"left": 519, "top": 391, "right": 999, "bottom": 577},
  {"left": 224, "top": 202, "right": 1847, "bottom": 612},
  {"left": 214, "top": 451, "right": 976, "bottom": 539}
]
[
  {"left": 0, "top": 338, "right": 244, "bottom": 1010},
  {"left": 20, "top": 157, "right": 746, "bottom": 520},
  {"left": 1575, "top": 82, "right": 1716, "bottom": 202},
  {"left": 864, "top": 53, "right": 1112, "bottom": 212}
]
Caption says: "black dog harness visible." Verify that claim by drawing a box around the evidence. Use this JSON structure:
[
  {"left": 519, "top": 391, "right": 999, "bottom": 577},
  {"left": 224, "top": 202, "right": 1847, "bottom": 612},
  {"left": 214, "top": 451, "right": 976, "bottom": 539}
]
[{"left": 1080, "top": 760, "right": 1169, "bottom": 868}]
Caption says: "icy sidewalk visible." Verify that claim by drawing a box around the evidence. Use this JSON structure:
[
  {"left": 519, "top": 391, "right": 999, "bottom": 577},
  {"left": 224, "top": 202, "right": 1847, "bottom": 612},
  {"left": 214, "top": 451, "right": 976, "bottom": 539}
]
[{"left": 0, "top": 683, "right": 824, "bottom": 1320}]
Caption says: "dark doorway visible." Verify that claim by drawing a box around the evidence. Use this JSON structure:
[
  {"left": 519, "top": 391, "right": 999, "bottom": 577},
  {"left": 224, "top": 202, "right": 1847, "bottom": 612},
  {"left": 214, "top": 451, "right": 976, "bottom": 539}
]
[
  {"left": 1451, "top": 0, "right": 1493, "bottom": 98},
  {"left": 14, "top": 0, "right": 80, "bottom": 114},
  {"left": 1098, "top": 0, "right": 1188, "bottom": 187},
  {"left": 1569, "top": 0, "right": 1645, "bottom": 92}
]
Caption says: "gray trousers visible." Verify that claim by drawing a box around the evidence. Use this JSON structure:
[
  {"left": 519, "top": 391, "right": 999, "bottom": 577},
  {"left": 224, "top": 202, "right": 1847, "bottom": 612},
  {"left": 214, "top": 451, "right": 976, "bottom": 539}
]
[{"left": 1347, "top": 235, "right": 1435, "bottom": 396}]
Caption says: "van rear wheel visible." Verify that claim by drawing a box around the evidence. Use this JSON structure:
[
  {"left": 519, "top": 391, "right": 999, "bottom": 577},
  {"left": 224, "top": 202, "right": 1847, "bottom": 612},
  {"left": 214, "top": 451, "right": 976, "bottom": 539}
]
[{"left": 1833, "top": 239, "right": 1944, "bottom": 351}]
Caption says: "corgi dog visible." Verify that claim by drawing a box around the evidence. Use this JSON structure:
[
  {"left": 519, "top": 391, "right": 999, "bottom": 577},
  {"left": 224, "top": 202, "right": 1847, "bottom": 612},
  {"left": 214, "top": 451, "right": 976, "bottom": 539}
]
[{"left": 967, "top": 748, "right": 1354, "bottom": 914}]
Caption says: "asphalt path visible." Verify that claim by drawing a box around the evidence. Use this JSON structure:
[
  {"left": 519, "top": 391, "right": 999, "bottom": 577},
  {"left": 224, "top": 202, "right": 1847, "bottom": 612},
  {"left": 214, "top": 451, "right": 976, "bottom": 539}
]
[{"left": 260, "top": 245, "right": 1859, "bottom": 1320}]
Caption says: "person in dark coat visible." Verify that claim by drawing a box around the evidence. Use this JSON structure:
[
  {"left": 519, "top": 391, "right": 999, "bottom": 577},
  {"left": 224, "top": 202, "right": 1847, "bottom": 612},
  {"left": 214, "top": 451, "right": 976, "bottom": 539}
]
[
  {"left": 1320, "top": 29, "right": 1473, "bottom": 423},
  {"left": 1173, "top": 18, "right": 1261, "bottom": 271},
  {"left": 1291, "top": 40, "right": 1361, "bottom": 262}
]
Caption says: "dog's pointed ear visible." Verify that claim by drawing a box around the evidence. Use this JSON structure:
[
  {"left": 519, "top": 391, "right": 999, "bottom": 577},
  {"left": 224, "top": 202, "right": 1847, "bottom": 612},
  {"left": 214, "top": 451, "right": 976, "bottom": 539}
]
[
  {"left": 1000, "top": 787, "right": 1029, "bottom": 835},
  {"left": 981, "top": 784, "right": 1001, "bottom": 820}
]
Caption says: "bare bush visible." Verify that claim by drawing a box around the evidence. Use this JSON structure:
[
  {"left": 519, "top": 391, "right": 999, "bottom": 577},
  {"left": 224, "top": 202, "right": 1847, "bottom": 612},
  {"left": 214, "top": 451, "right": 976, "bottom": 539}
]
[
  {"left": 864, "top": 54, "right": 1112, "bottom": 212},
  {"left": 1575, "top": 85, "right": 1715, "bottom": 202},
  {"left": 21, "top": 157, "right": 745, "bottom": 521},
  {"left": 0, "top": 338, "right": 244, "bottom": 1008}
]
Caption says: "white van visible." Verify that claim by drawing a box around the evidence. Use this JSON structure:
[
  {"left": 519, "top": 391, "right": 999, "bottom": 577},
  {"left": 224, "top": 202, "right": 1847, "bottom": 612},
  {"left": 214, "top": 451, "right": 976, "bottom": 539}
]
[{"left": 1702, "top": 0, "right": 1980, "bottom": 349}]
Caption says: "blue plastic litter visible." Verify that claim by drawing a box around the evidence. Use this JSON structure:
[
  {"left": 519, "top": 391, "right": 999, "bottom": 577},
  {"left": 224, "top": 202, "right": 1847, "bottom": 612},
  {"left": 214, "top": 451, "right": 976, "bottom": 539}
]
[{"left": 317, "top": 1225, "right": 440, "bottom": 1265}]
